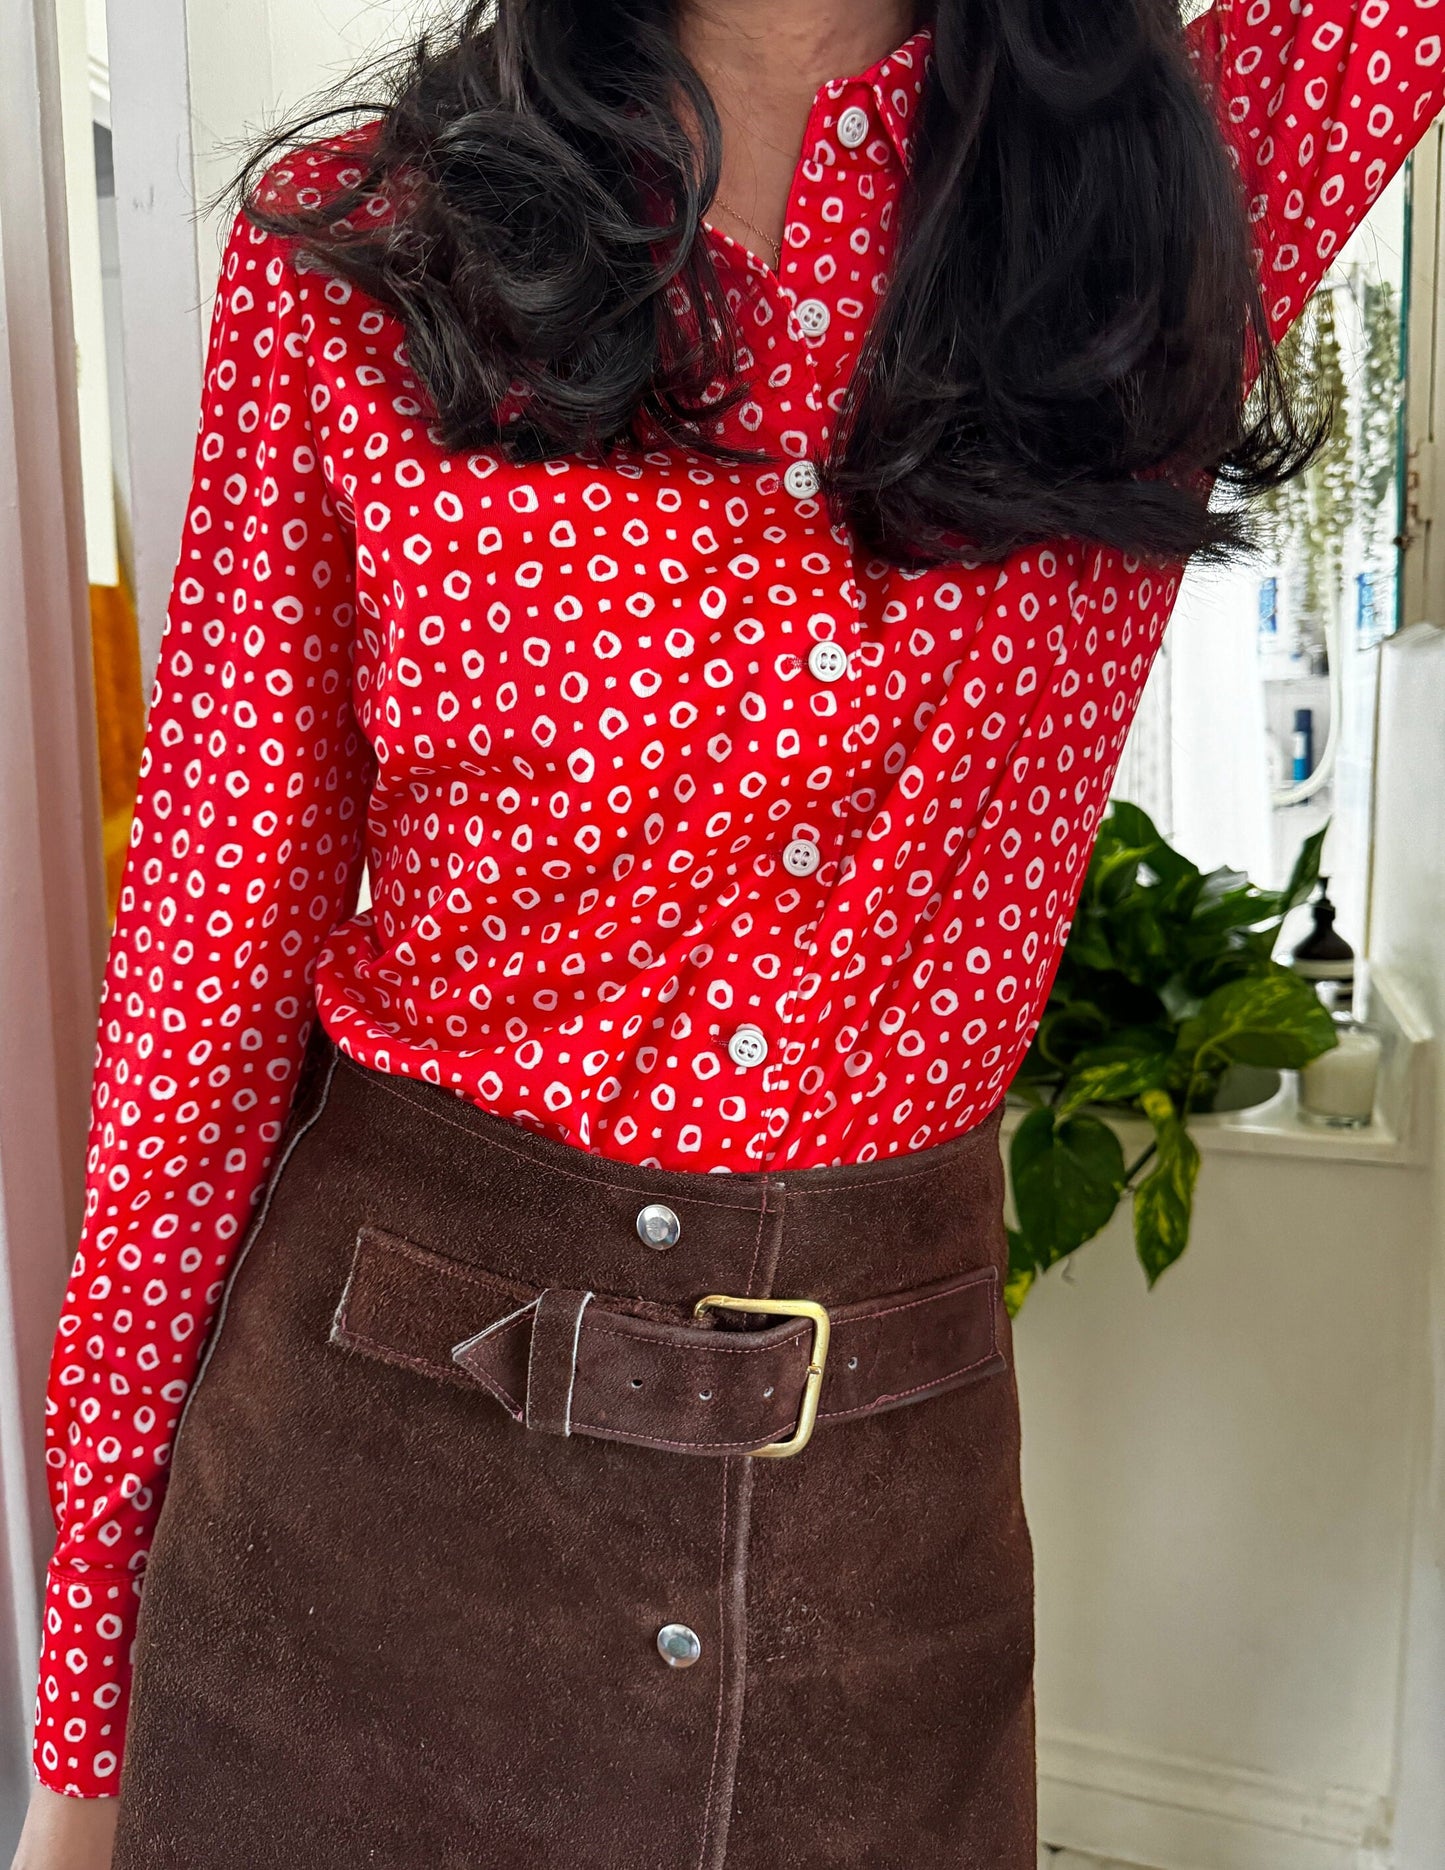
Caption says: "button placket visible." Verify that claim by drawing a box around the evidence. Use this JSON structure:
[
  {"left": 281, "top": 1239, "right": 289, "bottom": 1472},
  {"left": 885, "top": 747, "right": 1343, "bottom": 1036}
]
[
  {"left": 770, "top": 89, "right": 853, "bottom": 448},
  {"left": 749, "top": 465, "right": 872, "bottom": 1165},
  {"left": 730, "top": 78, "right": 906, "bottom": 1164},
  {"left": 750, "top": 573, "right": 873, "bottom": 1160},
  {"left": 813, "top": 86, "right": 912, "bottom": 415},
  {"left": 741, "top": 377, "right": 856, "bottom": 1143}
]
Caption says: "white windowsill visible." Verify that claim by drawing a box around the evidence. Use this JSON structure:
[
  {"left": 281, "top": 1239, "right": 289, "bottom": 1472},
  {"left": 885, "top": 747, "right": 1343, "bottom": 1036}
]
[{"left": 1000, "top": 964, "right": 1433, "bottom": 1169}]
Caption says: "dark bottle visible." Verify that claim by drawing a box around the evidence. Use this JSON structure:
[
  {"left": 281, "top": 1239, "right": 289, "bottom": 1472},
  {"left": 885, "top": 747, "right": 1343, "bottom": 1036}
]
[{"left": 1290, "top": 877, "right": 1355, "bottom": 1012}]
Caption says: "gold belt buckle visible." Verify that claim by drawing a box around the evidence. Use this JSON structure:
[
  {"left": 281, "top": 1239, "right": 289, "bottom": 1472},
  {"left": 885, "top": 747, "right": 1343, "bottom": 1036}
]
[{"left": 692, "top": 1294, "right": 832, "bottom": 1459}]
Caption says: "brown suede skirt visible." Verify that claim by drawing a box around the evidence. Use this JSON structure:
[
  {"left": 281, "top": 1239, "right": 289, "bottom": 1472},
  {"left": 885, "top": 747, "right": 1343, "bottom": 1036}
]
[{"left": 111, "top": 1026, "right": 1035, "bottom": 1869}]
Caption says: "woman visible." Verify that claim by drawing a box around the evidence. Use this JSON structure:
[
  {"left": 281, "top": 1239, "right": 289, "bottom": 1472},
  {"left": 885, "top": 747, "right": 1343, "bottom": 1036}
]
[{"left": 16, "top": 0, "right": 1443, "bottom": 1864}]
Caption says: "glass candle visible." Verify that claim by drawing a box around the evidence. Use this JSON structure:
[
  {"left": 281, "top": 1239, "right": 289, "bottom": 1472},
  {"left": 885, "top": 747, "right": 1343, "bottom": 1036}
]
[{"left": 1298, "top": 1016, "right": 1382, "bottom": 1129}]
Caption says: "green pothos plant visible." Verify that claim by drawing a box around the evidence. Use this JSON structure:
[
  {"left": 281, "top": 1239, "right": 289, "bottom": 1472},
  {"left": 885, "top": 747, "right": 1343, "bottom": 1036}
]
[{"left": 1004, "top": 803, "right": 1339, "bottom": 1312}]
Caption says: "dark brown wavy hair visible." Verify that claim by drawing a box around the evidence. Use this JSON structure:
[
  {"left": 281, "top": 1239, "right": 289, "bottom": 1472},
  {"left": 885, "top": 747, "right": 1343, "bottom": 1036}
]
[{"left": 234, "top": 0, "right": 1327, "bottom": 570}]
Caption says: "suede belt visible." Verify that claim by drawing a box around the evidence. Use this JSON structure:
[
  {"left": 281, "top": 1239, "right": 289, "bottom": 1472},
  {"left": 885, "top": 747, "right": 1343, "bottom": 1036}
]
[{"left": 330, "top": 1223, "right": 1008, "bottom": 1458}]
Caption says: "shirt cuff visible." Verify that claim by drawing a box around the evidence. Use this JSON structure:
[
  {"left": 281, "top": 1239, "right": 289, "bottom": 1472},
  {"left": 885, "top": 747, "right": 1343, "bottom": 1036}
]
[{"left": 32, "top": 1560, "right": 141, "bottom": 1798}]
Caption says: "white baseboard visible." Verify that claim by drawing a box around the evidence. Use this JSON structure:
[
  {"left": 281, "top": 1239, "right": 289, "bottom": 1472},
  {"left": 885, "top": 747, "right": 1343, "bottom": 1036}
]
[{"left": 1039, "top": 1730, "right": 1394, "bottom": 1870}]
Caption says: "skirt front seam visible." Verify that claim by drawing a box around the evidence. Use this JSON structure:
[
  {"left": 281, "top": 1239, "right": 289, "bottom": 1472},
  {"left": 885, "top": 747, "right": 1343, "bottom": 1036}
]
[{"left": 696, "top": 1454, "right": 754, "bottom": 1870}]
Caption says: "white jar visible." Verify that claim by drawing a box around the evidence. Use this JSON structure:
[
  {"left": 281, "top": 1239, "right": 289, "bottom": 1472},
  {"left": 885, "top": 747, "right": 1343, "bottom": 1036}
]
[{"left": 1298, "top": 1015, "right": 1382, "bottom": 1129}]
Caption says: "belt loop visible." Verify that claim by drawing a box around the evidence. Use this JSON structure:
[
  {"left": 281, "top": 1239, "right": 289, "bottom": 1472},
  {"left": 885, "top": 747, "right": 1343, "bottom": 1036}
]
[{"left": 522, "top": 1289, "right": 595, "bottom": 1437}]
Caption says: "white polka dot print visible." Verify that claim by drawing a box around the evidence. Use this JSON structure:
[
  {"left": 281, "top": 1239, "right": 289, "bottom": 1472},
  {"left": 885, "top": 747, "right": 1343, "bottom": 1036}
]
[{"left": 32, "top": 3, "right": 1445, "bottom": 1799}]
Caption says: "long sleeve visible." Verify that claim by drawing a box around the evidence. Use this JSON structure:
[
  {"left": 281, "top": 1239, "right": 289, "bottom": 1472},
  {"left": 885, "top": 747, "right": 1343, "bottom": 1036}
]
[
  {"left": 31, "top": 211, "right": 374, "bottom": 1798},
  {"left": 1187, "top": 0, "right": 1445, "bottom": 341}
]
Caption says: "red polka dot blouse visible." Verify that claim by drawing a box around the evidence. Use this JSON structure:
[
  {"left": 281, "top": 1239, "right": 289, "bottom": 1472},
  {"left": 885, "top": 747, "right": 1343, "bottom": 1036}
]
[{"left": 32, "top": 2, "right": 1445, "bottom": 1801}]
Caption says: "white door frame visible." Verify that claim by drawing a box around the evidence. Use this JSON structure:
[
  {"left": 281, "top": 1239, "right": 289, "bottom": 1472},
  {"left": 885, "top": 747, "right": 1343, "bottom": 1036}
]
[
  {"left": 104, "top": 0, "right": 202, "bottom": 688},
  {"left": 1402, "top": 117, "right": 1445, "bottom": 632},
  {"left": 0, "top": 0, "right": 109, "bottom": 1843},
  {"left": 1389, "top": 113, "right": 1445, "bottom": 1870}
]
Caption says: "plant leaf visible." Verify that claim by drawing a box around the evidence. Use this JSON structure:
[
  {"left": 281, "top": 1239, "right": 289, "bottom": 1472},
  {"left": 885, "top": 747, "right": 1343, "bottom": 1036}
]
[
  {"left": 1107, "top": 902, "right": 1175, "bottom": 980},
  {"left": 1004, "top": 1231, "right": 1035, "bottom": 1316},
  {"left": 1242, "top": 823, "right": 1331, "bottom": 959},
  {"left": 1089, "top": 841, "right": 1156, "bottom": 908},
  {"left": 1159, "top": 977, "right": 1205, "bottom": 1023},
  {"left": 1178, "top": 945, "right": 1263, "bottom": 1000},
  {"left": 1063, "top": 920, "right": 1116, "bottom": 973},
  {"left": 1186, "top": 884, "right": 1278, "bottom": 940},
  {"left": 1004, "top": 810, "right": 1336, "bottom": 1296},
  {"left": 1279, "top": 824, "right": 1329, "bottom": 919},
  {"left": 1155, "top": 869, "right": 1205, "bottom": 918},
  {"left": 1071, "top": 969, "right": 1171, "bottom": 1031},
  {"left": 1103, "top": 801, "right": 1201, "bottom": 887},
  {"left": 1195, "top": 865, "right": 1252, "bottom": 906},
  {"left": 1054, "top": 1036, "right": 1173, "bottom": 1120},
  {"left": 1185, "top": 965, "right": 1339, "bottom": 1080},
  {"left": 1028, "top": 1003, "right": 1112, "bottom": 1076},
  {"left": 1102, "top": 800, "right": 1165, "bottom": 850},
  {"left": 1133, "top": 1089, "right": 1202, "bottom": 1285},
  {"left": 1010, "top": 1107, "right": 1127, "bottom": 1272}
]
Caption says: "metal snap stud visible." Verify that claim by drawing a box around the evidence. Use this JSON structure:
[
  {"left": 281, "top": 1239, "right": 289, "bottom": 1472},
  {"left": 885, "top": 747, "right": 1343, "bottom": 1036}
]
[
  {"left": 657, "top": 1623, "right": 702, "bottom": 1669},
  {"left": 636, "top": 1202, "right": 682, "bottom": 1250}
]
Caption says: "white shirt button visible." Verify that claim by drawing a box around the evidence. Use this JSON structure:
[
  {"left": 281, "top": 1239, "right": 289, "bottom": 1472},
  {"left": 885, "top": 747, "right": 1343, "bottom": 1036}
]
[
  {"left": 795, "top": 298, "right": 831, "bottom": 338},
  {"left": 838, "top": 105, "right": 870, "bottom": 150},
  {"left": 806, "top": 640, "right": 850, "bottom": 683},
  {"left": 782, "top": 839, "right": 821, "bottom": 878},
  {"left": 726, "top": 1024, "right": 770, "bottom": 1068},
  {"left": 783, "top": 460, "right": 821, "bottom": 500}
]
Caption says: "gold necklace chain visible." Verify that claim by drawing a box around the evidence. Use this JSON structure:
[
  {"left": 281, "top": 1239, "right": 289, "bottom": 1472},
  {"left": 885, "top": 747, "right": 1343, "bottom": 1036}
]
[{"left": 710, "top": 196, "right": 783, "bottom": 268}]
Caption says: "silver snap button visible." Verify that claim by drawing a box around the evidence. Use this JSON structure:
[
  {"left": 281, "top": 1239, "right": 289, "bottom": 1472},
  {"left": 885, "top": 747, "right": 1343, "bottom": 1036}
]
[
  {"left": 806, "top": 640, "right": 849, "bottom": 683},
  {"left": 726, "top": 1024, "right": 770, "bottom": 1068},
  {"left": 795, "top": 297, "right": 831, "bottom": 338},
  {"left": 782, "top": 838, "right": 821, "bottom": 878},
  {"left": 837, "top": 105, "right": 870, "bottom": 150},
  {"left": 657, "top": 1623, "right": 702, "bottom": 1669},
  {"left": 783, "top": 460, "right": 821, "bottom": 500},
  {"left": 636, "top": 1202, "right": 682, "bottom": 1250}
]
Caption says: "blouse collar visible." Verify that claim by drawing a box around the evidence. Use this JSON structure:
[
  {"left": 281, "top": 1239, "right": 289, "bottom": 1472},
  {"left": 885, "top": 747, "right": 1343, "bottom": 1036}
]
[{"left": 818, "top": 23, "right": 934, "bottom": 173}]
